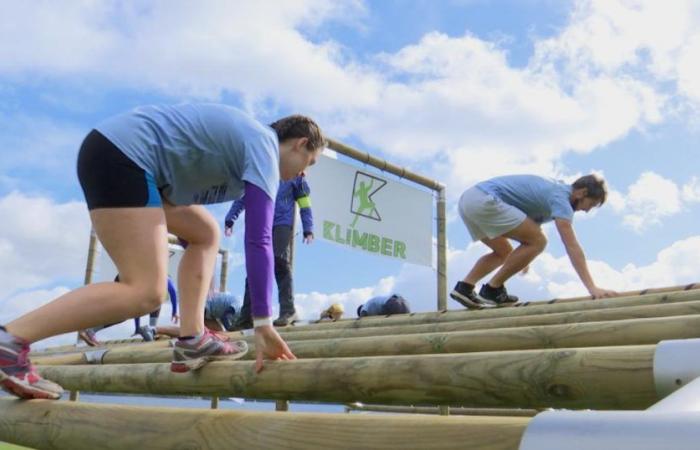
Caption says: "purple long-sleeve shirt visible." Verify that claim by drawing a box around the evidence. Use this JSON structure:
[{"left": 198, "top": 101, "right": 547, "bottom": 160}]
[{"left": 243, "top": 182, "right": 274, "bottom": 319}]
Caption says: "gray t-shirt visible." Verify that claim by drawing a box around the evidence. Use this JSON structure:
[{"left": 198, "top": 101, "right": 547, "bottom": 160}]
[
  {"left": 96, "top": 103, "right": 279, "bottom": 205},
  {"left": 476, "top": 175, "right": 574, "bottom": 223}
]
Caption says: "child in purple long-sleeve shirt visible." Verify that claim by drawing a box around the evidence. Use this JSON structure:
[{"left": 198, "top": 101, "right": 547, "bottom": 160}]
[{"left": 225, "top": 173, "right": 314, "bottom": 327}]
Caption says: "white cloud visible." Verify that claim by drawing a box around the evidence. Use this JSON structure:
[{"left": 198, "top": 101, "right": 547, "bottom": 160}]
[
  {"left": 622, "top": 171, "right": 682, "bottom": 231},
  {"left": 607, "top": 171, "right": 700, "bottom": 232},
  {"left": 294, "top": 275, "right": 395, "bottom": 320},
  {"left": 0, "top": 0, "right": 698, "bottom": 202},
  {"left": 305, "top": 233, "right": 700, "bottom": 313},
  {"left": 0, "top": 0, "right": 379, "bottom": 113},
  {"left": 682, "top": 177, "right": 700, "bottom": 203},
  {"left": 0, "top": 192, "right": 90, "bottom": 300}
]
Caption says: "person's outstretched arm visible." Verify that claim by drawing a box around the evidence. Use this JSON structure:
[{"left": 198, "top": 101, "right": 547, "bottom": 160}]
[
  {"left": 294, "top": 177, "right": 314, "bottom": 244},
  {"left": 555, "top": 218, "right": 616, "bottom": 299},
  {"left": 167, "top": 277, "right": 178, "bottom": 322},
  {"left": 224, "top": 199, "right": 246, "bottom": 237},
  {"left": 243, "top": 182, "right": 296, "bottom": 371}
]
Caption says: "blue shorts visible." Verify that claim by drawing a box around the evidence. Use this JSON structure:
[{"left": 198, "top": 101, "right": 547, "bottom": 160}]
[{"left": 77, "top": 130, "right": 162, "bottom": 210}]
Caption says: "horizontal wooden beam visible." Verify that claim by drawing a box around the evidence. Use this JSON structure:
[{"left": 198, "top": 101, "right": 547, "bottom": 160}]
[
  {"left": 271, "top": 300, "right": 700, "bottom": 342},
  {"left": 345, "top": 403, "right": 539, "bottom": 417},
  {"left": 0, "top": 398, "right": 529, "bottom": 450},
  {"left": 291, "top": 289, "right": 700, "bottom": 332},
  {"left": 36, "top": 345, "right": 658, "bottom": 410},
  {"left": 32, "top": 314, "right": 700, "bottom": 366}
]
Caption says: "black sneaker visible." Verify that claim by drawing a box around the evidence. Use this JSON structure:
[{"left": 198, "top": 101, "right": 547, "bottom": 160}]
[
  {"left": 449, "top": 282, "right": 483, "bottom": 309},
  {"left": 273, "top": 313, "right": 297, "bottom": 327},
  {"left": 230, "top": 317, "right": 254, "bottom": 332},
  {"left": 478, "top": 284, "right": 518, "bottom": 307}
]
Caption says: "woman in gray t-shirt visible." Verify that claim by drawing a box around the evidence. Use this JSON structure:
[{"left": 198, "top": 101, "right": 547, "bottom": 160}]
[{"left": 0, "top": 104, "right": 325, "bottom": 400}]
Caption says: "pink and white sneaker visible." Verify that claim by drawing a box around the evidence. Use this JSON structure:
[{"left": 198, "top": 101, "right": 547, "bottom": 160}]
[
  {"left": 171, "top": 329, "right": 248, "bottom": 373},
  {"left": 0, "top": 326, "right": 64, "bottom": 400}
]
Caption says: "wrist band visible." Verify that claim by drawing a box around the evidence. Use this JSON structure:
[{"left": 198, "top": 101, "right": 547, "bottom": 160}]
[{"left": 253, "top": 317, "right": 273, "bottom": 328}]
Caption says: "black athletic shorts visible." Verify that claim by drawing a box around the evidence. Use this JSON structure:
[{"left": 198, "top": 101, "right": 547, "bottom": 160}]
[{"left": 77, "top": 129, "right": 162, "bottom": 210}]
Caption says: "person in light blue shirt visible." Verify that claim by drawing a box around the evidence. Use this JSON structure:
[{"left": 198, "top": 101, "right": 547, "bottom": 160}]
[
  {"left": 0, "top": 103, "right": 325, "bottom": 401},
  {"left": 451, "top": 174, "right": 617, "bottom": 309},
  {"left": 357, "top": 294, "right": 410, "bottom": 317}
]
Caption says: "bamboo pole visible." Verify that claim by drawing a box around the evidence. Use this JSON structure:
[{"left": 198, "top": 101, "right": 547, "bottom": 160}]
[
  {"left": 36, "top": 345, "right": 659, "bottom": 410},
  {"left": 0, "top": 398, "right": 530, "bottom": 450},
  {"left": 285, "top": 289, "right": 700, "bottom": 332},
  {"left": 32, "top": 314, "right": 700, "bottom": 366},
  {"left": 345, "top": 403, "right": 539, "bottom": 417}
]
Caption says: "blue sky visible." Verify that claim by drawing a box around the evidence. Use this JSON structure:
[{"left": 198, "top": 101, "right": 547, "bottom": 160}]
[{"left": 1, "top": 0, "right": 699, "bottom": 347}]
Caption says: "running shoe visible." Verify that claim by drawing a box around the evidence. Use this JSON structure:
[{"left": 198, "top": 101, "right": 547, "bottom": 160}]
[
  {"left": 171, "top": 330, "right": 248, "bottom": 373},
  {"left": 0, "top": 326, "right": 64, "bottom": 399}
]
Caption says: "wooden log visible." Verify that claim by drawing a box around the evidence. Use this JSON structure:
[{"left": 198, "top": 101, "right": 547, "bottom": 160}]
[
  {"left": 36, "top": 345, "right": 659, "bottom": 410},
  {"left": 547, "top": 282, "right": 699, "bottom": 303},
  {"left": 32, "top": 299, "right": 700, "bottom": 363},
  {"left": 317, "top": 283, "right": 700, "bottom": 326},
  {"left": 0, "top": 398, "right": 530, "bottom": 450},
  {"left": 345, "top": 403, "right": 539, "bottom": 417},
  {"left": 271, "top": 300, "right": 700, "bottom": 342},
  {"left": 32, "top": 314, "right": 700, "bottom": 366},
  {"left": 283, "top": 289, "right": 700, "bottom": 332},
  {"left": 30, "top": 291, "right": 700, "bottom": 360},
  {"left": 29, "top": 290, "right": 700, "bottom": 358}
]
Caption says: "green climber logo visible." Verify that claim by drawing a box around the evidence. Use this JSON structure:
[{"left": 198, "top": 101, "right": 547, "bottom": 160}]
[
  {"left": 350, "top": 171, "right": 387, "bottom": 228},
  {"left": 322, "top": 170, "right": 407, "bottom": 260}
]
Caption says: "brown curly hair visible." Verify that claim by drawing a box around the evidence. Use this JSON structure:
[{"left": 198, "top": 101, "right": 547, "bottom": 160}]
[
  {"left": 572, "top": 174, "right": 608, "bottom": 205},
  {"left": 270, "top": 115, "right": 325, "bottom": 151}
]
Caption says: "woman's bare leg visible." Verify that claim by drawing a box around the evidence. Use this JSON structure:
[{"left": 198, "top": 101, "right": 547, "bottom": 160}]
[
  {"left": 6, "top": 207, "right": 168, "bottom": 343},
  {"left": 163, "top": 203, "right": 220, "bottom": 337}
]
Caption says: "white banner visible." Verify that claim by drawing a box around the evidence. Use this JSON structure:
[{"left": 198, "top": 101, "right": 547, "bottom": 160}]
[{"left": 305, "top": 154, "right": 433, "bottom": 267}]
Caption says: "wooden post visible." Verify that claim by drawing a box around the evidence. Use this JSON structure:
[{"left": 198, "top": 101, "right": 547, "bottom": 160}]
[
  {"left": 436, "top": 186, "right": 447, "bottom": 311},
  {"left": 36, "top": 345, "right": 659, "bottom": 410},
  {"left": 83, "top": 228, "right": 99, "bottom": 285},
  {"left": 282, "top": 289, "right": 700, "bottom": 332},
  {"left": 276, "top": 400, "right": 290, "bottom": 412},
  {"left": 210, "top": 396, "right": 219, "bottom": 409},
  {"left": 0, "top": 398, "right": 530, "bottom": 450},
  {"left": 33, "top": 314, "right": 700, "bottom": 366},
  {"left": 219, "top": 250, "right": 229, "bottom": 292},
  {"left": 69, "top": 390, "right": 79, "bottom": 402}
]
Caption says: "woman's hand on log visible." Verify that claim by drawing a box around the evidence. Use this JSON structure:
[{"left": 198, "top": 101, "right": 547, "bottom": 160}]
[{"left": 254, "top": 324, "right": 296, "bottom": 373}]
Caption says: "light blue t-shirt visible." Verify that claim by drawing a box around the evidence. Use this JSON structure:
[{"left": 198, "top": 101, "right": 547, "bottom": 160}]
[
  {"left": 476, "top": 175, "right": 574, "bottom": 224},
  {"left": 204, "top": 292, "right": 240, "bottom": 320},
  {"left": 96, "top": 104, "right": 280, "bottom": 205},
  {"left": 359, "top": 295, "right": 391, "bottom": 316}
]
